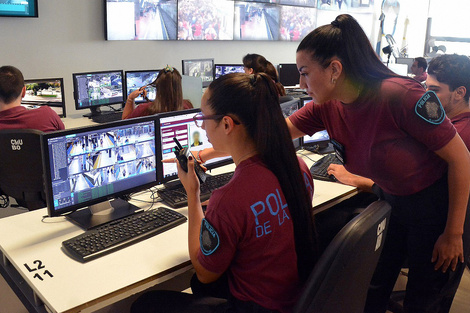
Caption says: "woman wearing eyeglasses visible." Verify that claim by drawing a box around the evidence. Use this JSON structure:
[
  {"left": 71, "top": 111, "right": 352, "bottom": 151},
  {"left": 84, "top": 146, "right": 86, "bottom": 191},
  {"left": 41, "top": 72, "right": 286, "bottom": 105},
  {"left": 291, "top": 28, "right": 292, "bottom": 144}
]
[
  {"left": 131, "top": 73, "right": 318, "bottom": 313},
  {"left": 122, "top": 65, "right": 183, "bottom": 119}
]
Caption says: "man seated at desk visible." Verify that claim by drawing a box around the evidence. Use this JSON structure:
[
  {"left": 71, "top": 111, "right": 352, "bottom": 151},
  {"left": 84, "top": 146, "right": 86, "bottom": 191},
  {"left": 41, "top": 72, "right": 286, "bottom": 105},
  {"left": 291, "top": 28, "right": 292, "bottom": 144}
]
[{"left": 0, "top": 65, "right": 64, "bottom": 132}]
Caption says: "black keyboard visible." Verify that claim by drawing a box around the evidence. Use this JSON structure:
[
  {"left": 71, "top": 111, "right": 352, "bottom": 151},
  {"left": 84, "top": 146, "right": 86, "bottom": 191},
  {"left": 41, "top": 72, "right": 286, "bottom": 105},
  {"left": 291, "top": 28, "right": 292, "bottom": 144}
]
[
  {"left": 310, "top": 154, "right": 342, "bottom": 182},
  {"left": 158, "top": 172, "right": 234, "bottom": 208},
  {"left": 91, "top": 112, "right": 123, "bottom": 123},
  {"left": 62, "top": 207, "right": 187, "bottom": 263}
]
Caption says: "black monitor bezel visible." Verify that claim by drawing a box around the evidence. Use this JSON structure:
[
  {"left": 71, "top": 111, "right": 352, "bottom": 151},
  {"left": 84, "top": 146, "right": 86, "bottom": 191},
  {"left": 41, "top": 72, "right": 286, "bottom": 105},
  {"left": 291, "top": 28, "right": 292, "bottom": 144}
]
[
  {"left": 181, "top": 58, "right": 215, "bottom": 88},
  {"left": 124, "top": 69, "right": 161, "bottom": 104},
  {"left": 41, "top": 115, "right": 159, "bottom": 218},
  {"left": 214, "top": 64, "right": 245, "bottom": 79},
  {"left": 72, "top": 69, "right": 125, "bottom": 111},
  {"left": 278, "top": 63, "right": 300, "bottom": 87},
  {"left": 300, "top": 96, "right": 330, "bottom": 148},
  {"left": 23, "top": 77, "right": 67, "bottom": 118},
  {"left": 155, "top": 108, "right": 233, "bottom": 183},
  {"left": 0, "top": 0, "right": 38, "bottom": 18}
]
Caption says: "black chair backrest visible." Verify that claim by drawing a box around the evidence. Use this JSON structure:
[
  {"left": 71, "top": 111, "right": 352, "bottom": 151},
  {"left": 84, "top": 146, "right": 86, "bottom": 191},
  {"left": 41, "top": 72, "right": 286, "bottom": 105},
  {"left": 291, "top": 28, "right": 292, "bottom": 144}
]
[
  {"left": 294, "top": 201, "right": 392, "bottom": 313},
  {"left": 0, "top": 129, "right": 45, "bottom": 210}
]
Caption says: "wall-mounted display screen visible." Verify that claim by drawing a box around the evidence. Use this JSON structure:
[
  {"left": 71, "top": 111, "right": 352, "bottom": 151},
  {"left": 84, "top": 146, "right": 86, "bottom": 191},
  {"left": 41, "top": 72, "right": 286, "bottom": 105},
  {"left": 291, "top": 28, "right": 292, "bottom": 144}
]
[
  {"left": 234, "top": 1, "right": 280, "bottom": 40},
  {"left": 106, "top": 0, "right": 177, "bottom": 40},
  {"left": 0, "top": 0, "right": 37, "bottom": 17},
  {"left": 105, "top": 0, "right": 374, "bottom": 41},
  {"left": 178, "top": 0, "right": 234, "bottom": 40}
]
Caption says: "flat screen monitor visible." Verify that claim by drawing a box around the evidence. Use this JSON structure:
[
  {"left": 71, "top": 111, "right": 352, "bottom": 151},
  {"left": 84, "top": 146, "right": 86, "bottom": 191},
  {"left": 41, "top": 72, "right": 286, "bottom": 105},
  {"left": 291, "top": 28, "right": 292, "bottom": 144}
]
[
  {"left": 280, "top": 98, "right": 302, "bottom": 149},
  {"left": 22, "top": 78, "right": 66, "bottom": 118},
  {"left": 215, "top": 64, "right": 245, "bottom": 79},
  {"left": 125, "top": 69, "right": 160, "bottom": 104},
  {"left": 72, "top": 70, "right": 124, "bottom": 116},
  {"left": 182, "top": 59, "right": 215, "bottom": 88},
  {"left": 0, "top": 0, "right": 37, "bottom": 17},
  {"left": 279, "top": 5, "right": 316, "bottom": 41},
  {"left": 234, "top": 1, "right": 280, "bottom": 40},
  {"left": 300, "top": 97, "right": 330, "bottom": 149},
  {"left": 279, "top": 0, "right": 316, "bottom": 7},
  {"left": 278, "top": 63, "right": 299, "bottom": 86},
  {"left": 177, "top": 0, "right": 235, "bottom": 40},
  {"left": 105, "top": 0, "right": 177, "bottom": 40},
  {"left": 156, "top": 109, "right": 233, "bottom": 183},
  {"left": 42, "top": 116, "right": 158, "bottom": 229}
]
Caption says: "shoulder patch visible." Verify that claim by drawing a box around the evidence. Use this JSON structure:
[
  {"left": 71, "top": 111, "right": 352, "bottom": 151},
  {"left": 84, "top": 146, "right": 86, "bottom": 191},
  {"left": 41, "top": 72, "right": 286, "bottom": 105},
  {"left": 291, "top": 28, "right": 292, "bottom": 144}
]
[
  {"left": 415, "top": 91, "right": 445, "bottom": 125},
  {"left": 200, "top": 218, "right": 220, "bottom": 256}
]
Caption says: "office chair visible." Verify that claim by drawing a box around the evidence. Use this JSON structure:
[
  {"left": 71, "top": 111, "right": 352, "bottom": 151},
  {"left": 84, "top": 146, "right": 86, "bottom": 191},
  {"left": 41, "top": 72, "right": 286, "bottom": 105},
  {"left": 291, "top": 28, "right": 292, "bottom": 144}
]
[
  {"left": 0, "top": 129, "right": 46, "bottom": 210},
  {"left": 293, "top": 201, "right": 391, "bottom": 313}
]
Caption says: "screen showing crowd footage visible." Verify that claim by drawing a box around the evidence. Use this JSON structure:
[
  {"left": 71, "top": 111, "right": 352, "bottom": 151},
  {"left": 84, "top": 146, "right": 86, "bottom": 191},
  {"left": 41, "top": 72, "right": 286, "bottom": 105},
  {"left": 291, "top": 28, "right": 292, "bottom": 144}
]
[
  {"left": 106, "top": 0, "right": 177, "bottom": 40},
  {"left": 106, "top": 0, "right": 375, "bottom": 41},
  {"left": 178, "top": 0, "right": 234, "bottom": 40},
  {"left": 280, "top": 5, "right": 316, "bottom": 41},
  {"left": 234, "top": 1, "right": 280, "bottom": 40}
]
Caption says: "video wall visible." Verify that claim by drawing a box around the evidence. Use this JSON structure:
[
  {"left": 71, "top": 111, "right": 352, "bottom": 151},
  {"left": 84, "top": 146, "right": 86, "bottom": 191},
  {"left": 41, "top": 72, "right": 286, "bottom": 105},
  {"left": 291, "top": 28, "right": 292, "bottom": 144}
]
[{"left": 105, "top": 0, "right": 374, "bottom": 41}]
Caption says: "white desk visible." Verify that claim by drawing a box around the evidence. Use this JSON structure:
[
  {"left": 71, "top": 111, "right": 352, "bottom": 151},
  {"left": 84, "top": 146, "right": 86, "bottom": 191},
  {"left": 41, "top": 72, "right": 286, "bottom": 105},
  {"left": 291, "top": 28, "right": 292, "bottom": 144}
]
[
  {"left": 0, "top": 152, "right": 357, "bottom": 313},
  {"left": 61, "top": 115, "right": 97, "bottom": 129}
]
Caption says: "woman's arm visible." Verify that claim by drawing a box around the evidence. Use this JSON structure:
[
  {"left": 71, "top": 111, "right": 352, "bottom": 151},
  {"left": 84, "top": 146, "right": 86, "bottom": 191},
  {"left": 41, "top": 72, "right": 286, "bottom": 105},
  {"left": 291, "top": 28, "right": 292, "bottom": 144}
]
[
  {"left": 327, "top": 164, "right": 374, "bottom": 192},
  {"left": 122, "top": 89, "right": 145, "bottom": 119},
  {"left": 286, "top": 118, "right": 307, "bottom": 140},
  {"left": 177, "top": 157, "right": 221, "bottom": 283},
  {"left": 433, "top": 134, "right": 470, "bottom": 272}
]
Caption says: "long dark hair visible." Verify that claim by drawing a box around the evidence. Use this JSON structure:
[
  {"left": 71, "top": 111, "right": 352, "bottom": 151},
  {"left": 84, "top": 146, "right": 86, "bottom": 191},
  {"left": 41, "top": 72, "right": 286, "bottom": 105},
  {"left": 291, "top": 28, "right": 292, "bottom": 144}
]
[
  {"left": 147, "top": 67, "right": 183, "bottom": 115},
  {"left": 207, "top": 73, "right": 318, "bottom": 281},
  {"left": 243, "top": 54, "right": 286, "bottom": 96},
  {"left": 297, "top": 14, "right": 403, "bottom": 89}
]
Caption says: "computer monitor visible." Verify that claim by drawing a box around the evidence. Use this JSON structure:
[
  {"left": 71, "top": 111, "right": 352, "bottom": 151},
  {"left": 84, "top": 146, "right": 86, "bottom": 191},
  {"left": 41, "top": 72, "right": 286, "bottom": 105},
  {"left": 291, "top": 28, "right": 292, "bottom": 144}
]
[
  {"left": 22, "top": 78, "right": 66, "bottom": 117},
  {"left": 42, "top": 116, "right": 158, "bottom": 229},
  {"left": 72, "top": 70, "right": 124, "bottom": 117},
  {"left": 300, "top": 97, "right": 332, "bottom": 153},
  {"left": 0, "top": 0, "right": 38, "bottom": 17},
  {"left": 280, "top": 98, "right": 302, "bottom": 150},
  {"left": 278, "top": 63, "right": 300, "bottom": 87},
  {"left": 181, "top": 59, "right": 215, "bottom": 88},
  {"left": 234, "top": 1, "right": 280, "bottom": 40},
  {"left": 215, "top": 64, "right": 245, "bottom": 79},
  {"left": 156, "top": 109, "right": 233, "bottom": 183},
  {"left": 125, "top": 70, "right": 160, "bottom": 104}
]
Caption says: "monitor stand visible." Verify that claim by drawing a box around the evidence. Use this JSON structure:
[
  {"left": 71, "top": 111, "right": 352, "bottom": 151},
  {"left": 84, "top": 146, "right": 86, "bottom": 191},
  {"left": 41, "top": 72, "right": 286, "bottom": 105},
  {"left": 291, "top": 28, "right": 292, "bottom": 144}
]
[
  {"left": 83, "top": 106, "right": 101, "bottom": 118},
  {"left": 66, "top": 198, "right": 141, "bottom": 230}
]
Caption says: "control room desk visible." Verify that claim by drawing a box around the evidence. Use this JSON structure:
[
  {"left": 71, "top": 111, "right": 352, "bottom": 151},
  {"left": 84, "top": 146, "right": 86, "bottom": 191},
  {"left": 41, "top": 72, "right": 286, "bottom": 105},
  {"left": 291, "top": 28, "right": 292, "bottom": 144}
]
[{"left": 0, "top": 152, "right": 357, "bottom": 313}]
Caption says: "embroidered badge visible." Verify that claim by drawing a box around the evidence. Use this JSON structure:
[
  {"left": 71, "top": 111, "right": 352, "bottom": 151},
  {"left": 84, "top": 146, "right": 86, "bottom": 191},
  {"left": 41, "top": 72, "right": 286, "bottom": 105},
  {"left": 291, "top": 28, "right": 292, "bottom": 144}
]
[
  {"left": 200, "top": 218, "right": 220, "bottom": 256},
  {"left": 415, "top": 91, "right": 445, "bottom": 125}
]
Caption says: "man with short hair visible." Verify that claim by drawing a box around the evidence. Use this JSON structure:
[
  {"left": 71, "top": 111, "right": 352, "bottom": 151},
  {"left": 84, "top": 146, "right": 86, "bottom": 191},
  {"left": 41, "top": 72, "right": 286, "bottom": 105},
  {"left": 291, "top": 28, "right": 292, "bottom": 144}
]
[
  {"left": 0, "top": 65, "right": 64, "bottom": 132},
  {"left": 411, "top": 56, "right": 428, "bottom": 82}
]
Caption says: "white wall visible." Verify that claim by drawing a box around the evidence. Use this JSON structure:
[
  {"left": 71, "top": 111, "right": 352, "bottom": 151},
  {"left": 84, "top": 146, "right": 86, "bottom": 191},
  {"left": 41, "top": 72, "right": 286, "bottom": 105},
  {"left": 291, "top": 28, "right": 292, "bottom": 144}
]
[{"left": 0, "top": 0, "right": 299, "bottom": 117}]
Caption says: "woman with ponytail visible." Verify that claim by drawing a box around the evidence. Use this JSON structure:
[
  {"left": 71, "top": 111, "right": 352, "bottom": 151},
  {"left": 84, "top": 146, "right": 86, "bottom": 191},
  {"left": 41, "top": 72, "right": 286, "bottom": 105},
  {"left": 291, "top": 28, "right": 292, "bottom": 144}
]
[
  {"left": 288, "top": 14, "right": 470, "bottom": 313},
  {"left": 132, "top": 73, "right": 317, "bottom": 313},
  {"left": 122, "top": 65, "right": 183, "bottom": 119}
]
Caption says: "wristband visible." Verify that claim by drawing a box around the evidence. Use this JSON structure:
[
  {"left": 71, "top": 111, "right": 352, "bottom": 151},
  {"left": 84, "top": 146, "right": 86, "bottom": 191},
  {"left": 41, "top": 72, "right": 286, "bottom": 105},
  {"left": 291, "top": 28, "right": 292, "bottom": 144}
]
[{"left": 197, "top": 150, "right": 204, "bottom": 164}]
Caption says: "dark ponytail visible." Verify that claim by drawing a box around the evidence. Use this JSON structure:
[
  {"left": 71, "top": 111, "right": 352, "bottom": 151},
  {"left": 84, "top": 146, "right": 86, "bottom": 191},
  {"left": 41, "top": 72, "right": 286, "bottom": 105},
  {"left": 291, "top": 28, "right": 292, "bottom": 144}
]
[
  {"left": 298, "top": 14, "right": 407, "bottom": 89},
  {"left": 207, "top": 73, "right": 318, "bottom": 281}
]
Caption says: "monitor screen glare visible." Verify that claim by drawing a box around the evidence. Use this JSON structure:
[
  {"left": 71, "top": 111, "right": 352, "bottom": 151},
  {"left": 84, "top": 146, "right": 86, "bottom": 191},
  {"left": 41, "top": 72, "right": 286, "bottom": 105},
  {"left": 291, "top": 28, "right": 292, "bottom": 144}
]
[
  {"left": 45, "top": 120, "right": 156, "bottom": 214},
  {"left": 182, "top": 59, "right": 214, "bottom": 88},
  {"left": 74, "top": 71, "right": 124, "bottom": 109},
  {"left": 215, "top": 65, "right": 245, "bottom": 79},
  {"left": 159, "top": 110, "right": 231, "bottom": 181},
  {"left": 22, "top": 78, "right": 66, "bottom": 117},
  {"left": 125, "top": 70, "right": 160, "bottom": 103}
]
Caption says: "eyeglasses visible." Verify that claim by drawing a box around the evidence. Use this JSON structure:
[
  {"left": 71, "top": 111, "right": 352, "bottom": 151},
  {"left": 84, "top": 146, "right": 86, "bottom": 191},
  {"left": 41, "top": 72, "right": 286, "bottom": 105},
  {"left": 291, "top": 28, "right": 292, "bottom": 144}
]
[{"left": 193, "top": 112, "right": 240, "bottom": 128}]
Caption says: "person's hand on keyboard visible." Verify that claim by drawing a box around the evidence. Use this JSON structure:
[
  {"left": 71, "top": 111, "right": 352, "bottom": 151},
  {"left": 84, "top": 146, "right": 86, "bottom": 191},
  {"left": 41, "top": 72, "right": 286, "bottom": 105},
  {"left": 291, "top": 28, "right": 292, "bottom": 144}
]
[{"left": 327, "top": 164, "right": 375, "bottom": 192}]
